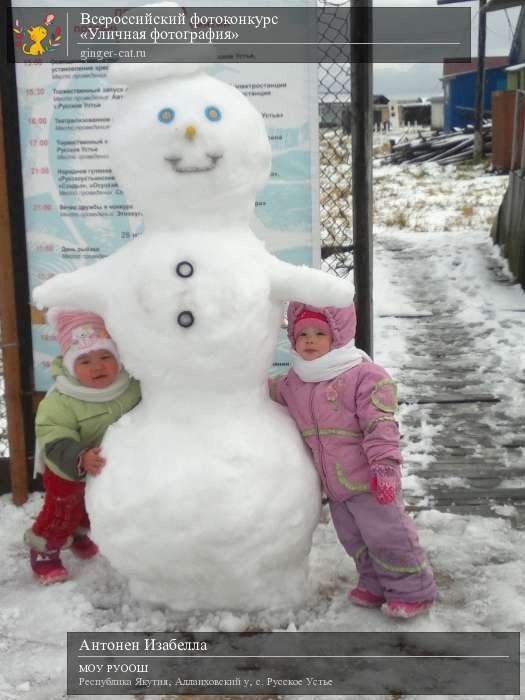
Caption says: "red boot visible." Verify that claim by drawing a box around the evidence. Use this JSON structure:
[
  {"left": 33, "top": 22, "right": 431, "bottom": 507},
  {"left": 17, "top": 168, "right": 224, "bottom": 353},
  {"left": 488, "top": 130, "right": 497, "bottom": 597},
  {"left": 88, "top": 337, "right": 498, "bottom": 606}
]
[
  {"left": 30, "top": 549, "right": 68, "bottom": 584},
  {"left": 71, "top": 534, "right": 99, "bottom": 560},
  {"left": 382, "top": 600, "right": 434, "bottom": 619},
  {"left": 349, "top": 587, "right": 385, "bottom": 608}
]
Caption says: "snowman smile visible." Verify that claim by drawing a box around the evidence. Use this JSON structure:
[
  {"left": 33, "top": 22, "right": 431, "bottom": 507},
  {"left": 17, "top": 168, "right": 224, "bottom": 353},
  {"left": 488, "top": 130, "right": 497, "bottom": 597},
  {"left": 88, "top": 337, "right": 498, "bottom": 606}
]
[{"left": 164, "top": 153, "right": 223, "bottom": 174}]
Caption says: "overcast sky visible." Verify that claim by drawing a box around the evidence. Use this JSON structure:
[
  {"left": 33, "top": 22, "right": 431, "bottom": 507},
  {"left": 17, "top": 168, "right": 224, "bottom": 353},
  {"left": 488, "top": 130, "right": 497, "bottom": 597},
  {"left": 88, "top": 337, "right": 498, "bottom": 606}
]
[{"left": 373, "top": 0, "right": 521, "bottom": 98}]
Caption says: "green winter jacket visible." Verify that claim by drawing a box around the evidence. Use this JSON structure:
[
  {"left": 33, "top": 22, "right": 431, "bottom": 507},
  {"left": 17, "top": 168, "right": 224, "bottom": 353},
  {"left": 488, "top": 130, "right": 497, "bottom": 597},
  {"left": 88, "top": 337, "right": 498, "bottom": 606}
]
[{"left": 35, "top": 357, "right": 141, "bottom": 482}]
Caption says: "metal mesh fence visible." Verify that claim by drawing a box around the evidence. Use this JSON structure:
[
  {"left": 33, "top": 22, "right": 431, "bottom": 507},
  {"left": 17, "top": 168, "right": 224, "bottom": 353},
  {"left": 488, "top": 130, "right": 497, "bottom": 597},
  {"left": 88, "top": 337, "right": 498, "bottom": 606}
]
[{"left": 318, "top": 1, "right": 353, "bottom": 277}]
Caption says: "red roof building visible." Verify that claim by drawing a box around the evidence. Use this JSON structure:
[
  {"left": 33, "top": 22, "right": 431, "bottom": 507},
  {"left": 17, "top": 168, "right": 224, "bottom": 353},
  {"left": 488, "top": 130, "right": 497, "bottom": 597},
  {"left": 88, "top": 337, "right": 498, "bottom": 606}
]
[{"left": 443, "top": 57, "right": 509, "bottom": 79}]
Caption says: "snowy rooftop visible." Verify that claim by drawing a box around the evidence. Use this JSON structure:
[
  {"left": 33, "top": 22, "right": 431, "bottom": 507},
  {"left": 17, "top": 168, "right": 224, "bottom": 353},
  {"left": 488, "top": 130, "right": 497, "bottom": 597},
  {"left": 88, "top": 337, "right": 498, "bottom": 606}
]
[{"left": 506, "top": 62, "right": 525, "bottom": 71}]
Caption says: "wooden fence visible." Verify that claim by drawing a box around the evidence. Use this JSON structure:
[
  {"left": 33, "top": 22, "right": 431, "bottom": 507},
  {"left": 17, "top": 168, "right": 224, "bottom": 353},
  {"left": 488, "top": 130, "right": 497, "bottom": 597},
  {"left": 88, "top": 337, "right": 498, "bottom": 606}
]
[{"left": 491, "top": 90, "right": 525, "bottom": 289}]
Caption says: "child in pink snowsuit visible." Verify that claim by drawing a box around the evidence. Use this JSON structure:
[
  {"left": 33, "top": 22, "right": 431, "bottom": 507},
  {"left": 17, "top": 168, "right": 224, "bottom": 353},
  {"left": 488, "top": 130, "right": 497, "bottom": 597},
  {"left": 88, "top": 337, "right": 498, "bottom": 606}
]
[{"left": 270, "top": 302, "right": 437, "bottom": 619}]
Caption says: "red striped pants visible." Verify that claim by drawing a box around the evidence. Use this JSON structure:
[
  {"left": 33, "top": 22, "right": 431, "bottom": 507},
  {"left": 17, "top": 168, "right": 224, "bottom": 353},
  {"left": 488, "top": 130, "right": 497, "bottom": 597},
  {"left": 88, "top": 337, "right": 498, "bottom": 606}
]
[{"left": 32, "top": 467, "right": 90, "bottom": 550}]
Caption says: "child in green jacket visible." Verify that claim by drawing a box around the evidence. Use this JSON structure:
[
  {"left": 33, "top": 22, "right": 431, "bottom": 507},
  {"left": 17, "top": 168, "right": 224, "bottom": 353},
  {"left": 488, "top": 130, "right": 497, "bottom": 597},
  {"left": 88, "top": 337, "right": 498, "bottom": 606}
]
[{"left": 25, "top": 308, "right": 141, "bottom": 584}]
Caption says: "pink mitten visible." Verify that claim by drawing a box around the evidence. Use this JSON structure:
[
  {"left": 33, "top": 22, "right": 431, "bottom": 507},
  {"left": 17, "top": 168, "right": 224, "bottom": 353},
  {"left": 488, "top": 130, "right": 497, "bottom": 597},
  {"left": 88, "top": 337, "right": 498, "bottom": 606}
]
[{"left": 369, "top": 464, "right": 400, "bottom": 505}]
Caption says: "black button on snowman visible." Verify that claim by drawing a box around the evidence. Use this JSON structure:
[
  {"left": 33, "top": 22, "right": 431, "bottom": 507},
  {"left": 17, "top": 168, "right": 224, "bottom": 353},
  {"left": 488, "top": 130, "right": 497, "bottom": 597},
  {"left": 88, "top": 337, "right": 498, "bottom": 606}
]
[
  {"left": 177, "top": 311, "right": 194, "bottom": 328},
  {"left": 176, "top": 261, "right": 194, "bottom": 278},
  {"left": 175, "top": 261, "right": 195, "bottom": 328}
]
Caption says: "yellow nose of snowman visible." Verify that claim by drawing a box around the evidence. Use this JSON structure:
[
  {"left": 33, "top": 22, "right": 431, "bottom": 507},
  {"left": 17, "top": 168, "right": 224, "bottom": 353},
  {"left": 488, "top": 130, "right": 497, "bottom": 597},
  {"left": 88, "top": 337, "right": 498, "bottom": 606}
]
[{"left": 185, "top": 125, "right": 197, "bottom": 141}]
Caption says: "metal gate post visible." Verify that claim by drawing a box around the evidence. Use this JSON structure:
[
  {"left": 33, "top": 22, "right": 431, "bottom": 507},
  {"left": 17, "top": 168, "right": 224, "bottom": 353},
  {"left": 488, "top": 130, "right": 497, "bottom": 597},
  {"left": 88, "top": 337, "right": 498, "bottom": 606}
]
[
  {"left": 351, "top": 0, "right": 374, "bottom": 356},
  {"left": 0, "top": 89, "right": 29, "bottom": 505}
]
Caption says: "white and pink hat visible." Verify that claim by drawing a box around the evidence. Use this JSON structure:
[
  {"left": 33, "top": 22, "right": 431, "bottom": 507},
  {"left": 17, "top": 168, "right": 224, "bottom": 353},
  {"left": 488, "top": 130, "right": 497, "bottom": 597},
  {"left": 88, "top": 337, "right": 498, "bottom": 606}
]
[
  {"left": 47, "top": 308, "right": 120, "bottom": 377},
  {"left": 293, "top": 309, "right": 332, "bottom": 342}
]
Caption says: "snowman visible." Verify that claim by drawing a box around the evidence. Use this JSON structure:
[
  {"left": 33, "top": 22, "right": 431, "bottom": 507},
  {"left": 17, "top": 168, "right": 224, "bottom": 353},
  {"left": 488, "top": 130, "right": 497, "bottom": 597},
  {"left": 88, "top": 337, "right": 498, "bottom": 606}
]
[{"left": 33, "top": 62, "right": 353, "bottom": 611}]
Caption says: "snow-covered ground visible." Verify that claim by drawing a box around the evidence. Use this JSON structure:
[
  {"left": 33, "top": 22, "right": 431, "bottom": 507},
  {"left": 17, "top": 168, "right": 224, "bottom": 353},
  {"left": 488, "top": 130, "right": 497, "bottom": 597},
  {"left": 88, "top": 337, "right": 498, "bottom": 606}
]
[
  {"left": 373, "top": 160, "right": 509, "bottom": 233},
  {"left": 1, "top": 160, "right": 525, "bottom": 699}
]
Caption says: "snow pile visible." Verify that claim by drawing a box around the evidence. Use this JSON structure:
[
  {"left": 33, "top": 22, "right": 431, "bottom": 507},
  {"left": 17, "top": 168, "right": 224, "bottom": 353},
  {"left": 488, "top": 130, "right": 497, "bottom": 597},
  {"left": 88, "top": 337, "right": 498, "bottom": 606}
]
[
  {"left": 320, "top": 134, "right": 510, "bottom": 244},
  {"left": 1, "top": 494, "right": 525, "bottom": 699},
  {"left": 373, "top": 161, "right": 509, "bottom": 232}
]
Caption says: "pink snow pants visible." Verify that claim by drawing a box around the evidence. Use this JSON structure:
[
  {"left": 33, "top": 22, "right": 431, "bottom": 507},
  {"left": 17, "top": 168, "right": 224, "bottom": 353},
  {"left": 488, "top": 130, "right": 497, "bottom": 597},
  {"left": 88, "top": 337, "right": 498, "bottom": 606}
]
[{"left": 329, "top": 492, "right": 437, "bottom": 603}]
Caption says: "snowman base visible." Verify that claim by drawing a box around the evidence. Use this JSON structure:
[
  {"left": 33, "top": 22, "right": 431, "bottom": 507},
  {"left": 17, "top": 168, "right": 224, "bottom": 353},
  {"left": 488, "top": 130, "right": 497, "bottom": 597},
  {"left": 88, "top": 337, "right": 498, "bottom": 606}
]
[
  {"left": 126, "top": 563, "right": 310, "bottom": 612},
  {"left": 86, "top": 400, "right": 321, "bottom": 612}
]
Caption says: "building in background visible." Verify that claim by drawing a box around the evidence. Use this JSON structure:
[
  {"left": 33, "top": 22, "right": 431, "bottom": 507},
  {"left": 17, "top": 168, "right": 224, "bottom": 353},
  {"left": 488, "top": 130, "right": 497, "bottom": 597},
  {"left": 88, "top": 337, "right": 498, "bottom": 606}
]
[
  {"left": 505, "top": 3, "right": 525, "bottom": 88},
  {"left": 442, "top": 57, "right": 509, "bottom": 130},
  {"left": 373, "top": 95, "right": 390, "bottom": 127},
  {"left": 319, "top": 92, "right": 349, "bottom": 129},
  {"left": 430, "top": 95, "right": 445, "bottom": 130},
  {"left": 507, "top": 1, "right": 525, "bottom": 63},
  {"left": 319, "top": 94, "right": 391, "bottom": 131},
  {"left": 388, "top": 98, "right": 431, "bottom": 129},
  {"left": 490, "top": 5, "right": 525, "bottom": 169}
]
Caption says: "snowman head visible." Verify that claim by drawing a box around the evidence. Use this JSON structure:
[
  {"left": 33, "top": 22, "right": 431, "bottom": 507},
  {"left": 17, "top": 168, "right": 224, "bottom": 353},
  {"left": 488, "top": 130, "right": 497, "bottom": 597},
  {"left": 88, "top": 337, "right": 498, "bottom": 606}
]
[{"left": 108, "top": 63, "right": 272, "bottom": 226}]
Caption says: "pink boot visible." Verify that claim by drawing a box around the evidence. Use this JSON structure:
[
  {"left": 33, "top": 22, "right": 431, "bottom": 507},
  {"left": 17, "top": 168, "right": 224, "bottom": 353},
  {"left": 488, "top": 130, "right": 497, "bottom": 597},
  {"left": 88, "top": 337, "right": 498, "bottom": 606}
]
[
  {"left": 30, "top": 549, "right": 68, "bottom": 584},
  {"left": 71, "top": 534, "right": 99, "bottom": 560},
  {"left": 349, "top": 587, "right": 385, "bottom": 608},
  {"left": 382, "top": 600, "right": 434, "bottom": 619}
]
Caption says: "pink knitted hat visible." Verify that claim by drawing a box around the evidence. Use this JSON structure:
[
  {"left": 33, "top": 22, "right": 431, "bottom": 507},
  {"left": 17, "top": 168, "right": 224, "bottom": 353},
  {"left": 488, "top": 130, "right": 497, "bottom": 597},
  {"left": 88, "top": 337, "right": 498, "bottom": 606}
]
[
  {"left": 293, "top": 309, "right": 332, "bottom": 341},
  {"left": 47, "top": 308, "right": 120, "bottom": 377},
  {"left": 287, "top": 302, "right": 357, "bottom": 349}
]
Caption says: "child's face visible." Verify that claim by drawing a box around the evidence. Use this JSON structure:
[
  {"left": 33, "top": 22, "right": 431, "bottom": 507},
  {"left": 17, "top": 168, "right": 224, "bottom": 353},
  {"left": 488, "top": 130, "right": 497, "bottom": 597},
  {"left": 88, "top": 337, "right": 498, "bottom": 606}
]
[
  {"left": 295, "top": 326, "right": 331, "bottom": 361},
  {"left": 74, "top": 350, "right": 119, "bottom": 388}
]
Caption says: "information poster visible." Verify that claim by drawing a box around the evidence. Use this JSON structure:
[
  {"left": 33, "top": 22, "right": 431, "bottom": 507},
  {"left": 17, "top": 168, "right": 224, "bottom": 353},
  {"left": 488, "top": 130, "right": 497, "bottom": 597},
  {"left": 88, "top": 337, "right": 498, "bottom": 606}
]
[{"left": 12, "top": 2, "right": 319, "bottom": 389}]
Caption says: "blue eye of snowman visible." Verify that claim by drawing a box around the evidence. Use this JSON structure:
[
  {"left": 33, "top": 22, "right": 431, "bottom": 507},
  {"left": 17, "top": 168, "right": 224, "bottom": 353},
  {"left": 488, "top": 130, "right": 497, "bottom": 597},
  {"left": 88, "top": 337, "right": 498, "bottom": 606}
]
[
  {"left": 205, "top": 106, "right": 221, "bottom": 122},
  {"left": 158, "top": 108, "right": 175, "bottom": 124}
]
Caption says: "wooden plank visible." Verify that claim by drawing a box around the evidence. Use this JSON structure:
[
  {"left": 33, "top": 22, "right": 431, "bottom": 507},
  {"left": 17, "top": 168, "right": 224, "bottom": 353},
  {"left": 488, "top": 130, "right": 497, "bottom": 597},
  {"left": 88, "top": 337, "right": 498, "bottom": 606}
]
[
  {"left": 408, "top": 457, "right": 515, "bottom": 467},
  {"left": 410, "top": 335, "right": 488, "bottom": 346},
  {"left": 427, "top": 441, "right": 494, "bottom": 452},
  {"left": 399, "top": 394, "right": 500, "bottom": 404},
  {"left": 405, "top": 320, "right": 468, "bottom": 328},
  {"left": 435, "top": 477, "right": 514, "bottom": 487},
  {"left": 410, "top": 349, "right": 490, "bottom": 358},
  {"left": 501, "top": 437, "right": 525, "bottom": 448},
  {"left": 493, "top": 171, "right": 525, "bottom": 288},
  {"left": 426, "top": 449, "right": 480, "bottom": 457},
  {"left": 400, "top": 379, "right": 491, "bottom": 391},
  {"left": 379, "top": 312, "right": 433, "bottom": 319},
  {"left": 408, "top": 463, "right": 525, "bottom": 475},
  {"left": 401, "top": 362, "right": 479, "bottom": 371},
  {"left": 400, "top": 424, "right": 491, "bottom": 439},
  {"left": 0, "top": 73, "right": 29, "bottom": 505},
  {"left": 426, "top": 471, "right": 525, "bottom": 481},
  {"left": 422, "top": 452, "right": 523, "bottom": 464},
  {"left": 426, "top": 464, "right": 525, "bottom": 476},
  {"left": 385, "top": 252, "right": 433, "bottom": 260},
  {"left": 426, "top": 487, "right": 525, "bottom": 502},
  {"left": 408, "top": 401, "right": 501, "bottom": 413}
]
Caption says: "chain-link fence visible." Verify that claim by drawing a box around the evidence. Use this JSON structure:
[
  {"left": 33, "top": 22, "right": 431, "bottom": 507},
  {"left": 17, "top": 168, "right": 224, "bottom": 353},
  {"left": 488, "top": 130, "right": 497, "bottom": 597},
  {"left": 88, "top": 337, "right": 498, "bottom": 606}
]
[{"left": 318, "top": 1, "right": 353, "bottom": 278}]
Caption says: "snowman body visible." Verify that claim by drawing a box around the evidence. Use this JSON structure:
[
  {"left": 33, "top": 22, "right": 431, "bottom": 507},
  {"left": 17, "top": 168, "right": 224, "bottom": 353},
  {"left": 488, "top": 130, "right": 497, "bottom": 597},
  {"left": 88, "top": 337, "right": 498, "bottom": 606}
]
[
  {"left": 83, "top": 229, "right": 321, "bottom": 610},
  {"left": 34, "top": 65, "right": 354, "bottom": 611}
]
